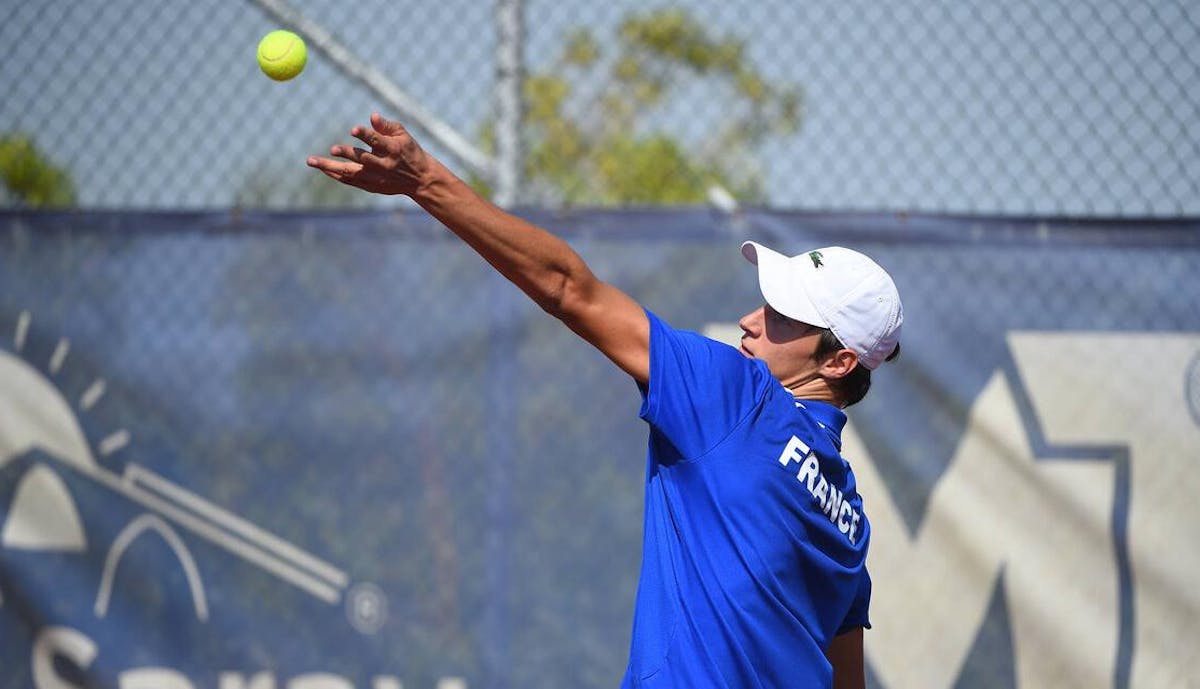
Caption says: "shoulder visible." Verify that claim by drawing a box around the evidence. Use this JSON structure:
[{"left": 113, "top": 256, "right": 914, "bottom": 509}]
[
  {"left": 644, "top": 309, "right": 777, "bottom": 405},
  {"left": 644, "top": 309, "right": 763, "bottom": 377},
  {"left": 640, "top": 310, "right": 779, "bottom": 459}
]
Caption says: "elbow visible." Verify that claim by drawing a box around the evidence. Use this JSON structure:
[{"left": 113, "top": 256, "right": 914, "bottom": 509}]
[
  {"left": 538, "top": 262, "right": 595, "bottom": 322},
  {"left": 535, "top": 271, "right": 570, "bottom": 317}
]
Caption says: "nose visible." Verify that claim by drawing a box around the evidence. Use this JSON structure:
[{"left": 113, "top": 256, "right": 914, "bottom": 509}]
[{"left": 738, "top": 307, "right": 762, "bottom": 337}]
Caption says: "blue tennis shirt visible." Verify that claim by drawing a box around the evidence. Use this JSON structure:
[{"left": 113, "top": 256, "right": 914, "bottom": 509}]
[{"left": 622, "top": 311, "right": 872, "bottom": 689}]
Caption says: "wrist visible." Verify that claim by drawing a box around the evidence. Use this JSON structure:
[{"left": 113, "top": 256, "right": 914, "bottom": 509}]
[{"left": 413, "top": 159, "right": 478, "bottom": 211}]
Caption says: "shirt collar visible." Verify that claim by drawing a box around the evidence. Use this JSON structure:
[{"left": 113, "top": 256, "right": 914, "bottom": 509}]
[{"left": 792, "top": 398, "right": 848, "bottom": 437}]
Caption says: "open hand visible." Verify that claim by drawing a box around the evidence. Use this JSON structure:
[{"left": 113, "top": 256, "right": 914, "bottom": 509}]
[{"left": 306, "top": 113, "right": 432, "bottom": 196}]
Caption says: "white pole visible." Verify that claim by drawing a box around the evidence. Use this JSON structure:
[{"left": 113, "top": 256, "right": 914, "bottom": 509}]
[{"left": 493, "top": 0, "right": 525, "bottom": 207}]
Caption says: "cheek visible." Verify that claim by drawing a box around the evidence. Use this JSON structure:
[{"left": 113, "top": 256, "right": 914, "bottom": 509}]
[
  {"left": 761, "top": 341, "right": 813, "bottom": 373},
  {"left": 783, "top": 338, "right": 820, "bottom": 367},
  {"left": 763, "top": 319, "right": 796, "bottom": 342}
]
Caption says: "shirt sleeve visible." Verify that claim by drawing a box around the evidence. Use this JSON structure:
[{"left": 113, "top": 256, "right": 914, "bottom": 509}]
[
  {"left": 639, "top": 309, "right": 771, "bottom": 461},
  {"left": 838, "top": 567, "right": 873, "bottom": 634}
]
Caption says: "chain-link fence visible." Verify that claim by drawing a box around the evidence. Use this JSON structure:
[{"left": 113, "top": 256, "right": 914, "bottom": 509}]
[
  {"left": 3, "top": 2, "right": 1199, "bottom": 688},
  {"left": 1, "top": 0, "right": 1197, "bottom": 214},
  {"left": 2, "top": 211, "right": 1198, "bottom": 688}
]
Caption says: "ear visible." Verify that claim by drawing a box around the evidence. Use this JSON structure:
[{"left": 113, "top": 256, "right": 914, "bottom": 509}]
[{"left": 819, "top": 348, "right": 860, "bottom": 380}]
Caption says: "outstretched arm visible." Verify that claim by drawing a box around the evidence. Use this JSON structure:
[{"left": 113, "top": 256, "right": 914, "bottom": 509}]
[{"left": 307, "top": 113, "right": 650, "bottom": 384}]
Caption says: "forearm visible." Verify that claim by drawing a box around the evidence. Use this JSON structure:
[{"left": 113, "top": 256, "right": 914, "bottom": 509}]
[
  {"left": 826, "top": 628, "right": 865, "bottom": 689},
  {"left": 413, "top": 159, "right": 594, "bottom": 316}
]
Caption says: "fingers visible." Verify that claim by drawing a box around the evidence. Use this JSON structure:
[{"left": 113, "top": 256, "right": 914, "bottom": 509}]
[
  {"left": 319, "top": 144, "right": 390, "bottom": 172},
  {"left": 307, "top": 112, "right": 416, "bottom": 193},
  {"left": 341, "top": 133, "right": 400, "bottom": 174},
  {"left": 306, "top": 156, "right": 385, "bottom": 190},
  {"left": 351, "top": 124, "right": 382, "bottom": 150},
  {"left": 352, "top": 113, "right": 412, "bottom": 152},
  {"left": 329, "top": 144, "right": 371, "bottom": 163},
  {"left": 371, "top": 112, "right": 408, "bottom": 137},
  {"left": 306, "top": 155, "right": 362, "bottom": 176}
]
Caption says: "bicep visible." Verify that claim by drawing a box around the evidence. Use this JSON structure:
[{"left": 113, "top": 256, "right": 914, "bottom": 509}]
[
  {"left": 558, "top": 278, "right": 651, "bottom": 385},
  {"left": 826, "top": 627, "right": 865, "bottom": 689}
]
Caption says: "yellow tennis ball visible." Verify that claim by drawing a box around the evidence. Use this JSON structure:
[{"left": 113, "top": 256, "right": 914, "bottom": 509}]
[{"left": 257, "top": 30, "right": 307, "bottom": 81}]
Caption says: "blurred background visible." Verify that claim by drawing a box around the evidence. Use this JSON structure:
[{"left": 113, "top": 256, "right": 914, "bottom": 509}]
[
  {"left": 2, "top": 0, "right": 1197, "bottom": 213},
  {"left": 1, "top": 2, "right": 1199, "bottom": 689}
]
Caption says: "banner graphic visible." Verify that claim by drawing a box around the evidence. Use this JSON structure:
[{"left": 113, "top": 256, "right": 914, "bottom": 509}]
[{"left": 1, "top": 211, "right": 1197, "bottom": 688}]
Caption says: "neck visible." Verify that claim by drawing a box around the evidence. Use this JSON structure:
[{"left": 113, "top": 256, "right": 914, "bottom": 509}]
[{"left": 784, "top": 377, "right": 842, "bottom": 408}]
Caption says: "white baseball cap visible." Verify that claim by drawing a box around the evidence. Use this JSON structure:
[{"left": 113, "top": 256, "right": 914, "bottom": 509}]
[{"left": 741, "top": 242, "right": 903, "bottom": 370}]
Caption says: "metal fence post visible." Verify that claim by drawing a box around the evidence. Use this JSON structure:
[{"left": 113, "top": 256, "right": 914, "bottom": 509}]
[{"left": 493, "top": 0, "right": 525, "bottom": 208}]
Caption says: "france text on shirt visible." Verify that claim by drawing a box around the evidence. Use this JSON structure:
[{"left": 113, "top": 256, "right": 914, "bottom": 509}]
[{"left": 777, "top": 436, "right": 863, "bottom": 544}]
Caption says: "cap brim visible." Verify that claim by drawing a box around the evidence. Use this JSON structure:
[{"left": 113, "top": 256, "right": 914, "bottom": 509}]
[{"left": 741, "top": 241, "right": 828, "bottom": 328}]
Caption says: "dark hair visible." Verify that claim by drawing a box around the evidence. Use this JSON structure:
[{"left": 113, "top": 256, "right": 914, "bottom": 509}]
[{"left": 813, "top": 328, "right": 900, "bottom": 408}]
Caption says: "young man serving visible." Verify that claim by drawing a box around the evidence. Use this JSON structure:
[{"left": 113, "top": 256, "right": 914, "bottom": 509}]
[{"left": 308, "top": 113, "right": 903, "bottom": 689}]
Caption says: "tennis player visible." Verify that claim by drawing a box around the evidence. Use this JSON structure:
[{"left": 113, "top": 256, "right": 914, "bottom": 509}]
[{"left": 308, "top": 113, "right": 903, "bottom": 689}]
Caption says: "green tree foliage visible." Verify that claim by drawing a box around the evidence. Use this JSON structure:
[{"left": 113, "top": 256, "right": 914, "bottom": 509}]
[
  {"left": 482, "top": 8, "right": 803, "bottom": 205},
  {"left": 0, "top": 134, "right": 76, "bottom": 208}
]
